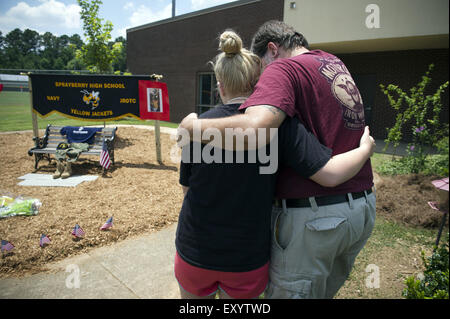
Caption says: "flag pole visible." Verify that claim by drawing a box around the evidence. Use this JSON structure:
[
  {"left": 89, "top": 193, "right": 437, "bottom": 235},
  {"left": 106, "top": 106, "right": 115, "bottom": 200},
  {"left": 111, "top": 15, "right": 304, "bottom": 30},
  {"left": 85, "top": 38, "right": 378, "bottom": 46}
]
[
  {"left": 101, "top": 134, "right": 106, "bottom": 175},
  {"left": 151, "top": 74, "right": 163, "bottom": 165}
]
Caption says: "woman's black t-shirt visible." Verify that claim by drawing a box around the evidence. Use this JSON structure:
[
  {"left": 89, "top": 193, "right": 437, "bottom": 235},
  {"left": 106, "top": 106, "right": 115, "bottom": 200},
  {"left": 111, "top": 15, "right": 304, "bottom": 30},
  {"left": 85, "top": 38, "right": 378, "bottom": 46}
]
[{"left": 176, "top": 103, "right": 332, "bottom": 272}]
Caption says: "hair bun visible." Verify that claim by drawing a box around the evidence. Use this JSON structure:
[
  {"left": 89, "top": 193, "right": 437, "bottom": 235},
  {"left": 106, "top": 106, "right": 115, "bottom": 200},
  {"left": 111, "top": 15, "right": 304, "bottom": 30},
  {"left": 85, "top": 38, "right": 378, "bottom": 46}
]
[{"left": 219, "top": 30, "right": 242, "bottom": 56}]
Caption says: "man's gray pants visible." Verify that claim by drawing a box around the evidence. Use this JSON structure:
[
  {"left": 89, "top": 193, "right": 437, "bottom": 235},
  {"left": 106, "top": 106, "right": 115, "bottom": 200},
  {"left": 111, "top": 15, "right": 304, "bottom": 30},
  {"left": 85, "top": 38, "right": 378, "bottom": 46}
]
[{"left": 266, "top": 190, "right": 376, "bottom": 299}]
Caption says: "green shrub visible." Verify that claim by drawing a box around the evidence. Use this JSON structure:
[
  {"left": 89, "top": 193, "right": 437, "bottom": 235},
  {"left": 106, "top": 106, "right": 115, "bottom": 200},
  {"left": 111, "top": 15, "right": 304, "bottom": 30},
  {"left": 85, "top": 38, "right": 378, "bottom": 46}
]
[
  {"left": 379, "top": 64, "right": 449, "bottom": 175},
  {"left": 425, "top": 137, "right": 449, "bottom": 176},
  {"left": 403, "top": 237, "right": 449, "bottom": 299},
  {"left": 377, "top": 156, "right": 417, "bottom": 176},
  {"left": 377, "top": 136, "right": 449, "bottom": 176}
]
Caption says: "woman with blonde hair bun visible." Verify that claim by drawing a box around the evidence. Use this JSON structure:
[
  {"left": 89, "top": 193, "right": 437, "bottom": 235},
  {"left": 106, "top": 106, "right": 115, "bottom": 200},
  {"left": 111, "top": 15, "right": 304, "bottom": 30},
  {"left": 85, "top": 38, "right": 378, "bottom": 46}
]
[
  {"left": 213, "top": 30, "right": 262, "bottom": 102},
  {"left": 174, "top": 30, "right": 375, "bottom": 299}
]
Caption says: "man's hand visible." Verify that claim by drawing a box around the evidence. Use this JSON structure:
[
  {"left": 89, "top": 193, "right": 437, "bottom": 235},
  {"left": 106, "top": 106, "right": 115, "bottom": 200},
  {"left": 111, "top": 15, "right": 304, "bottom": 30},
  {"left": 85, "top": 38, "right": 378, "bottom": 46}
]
[
  {"left": 179, "top": 112, "right": 198, "bottom": 133},
  {"left": 359, "top": 126, "right": 376, "bottom": 157},
  {"left": 177, "top": 113, "right": 198, "bottom": 147},
  {"left": 176, "top": 105, "right": 286, "bottom": 149}
]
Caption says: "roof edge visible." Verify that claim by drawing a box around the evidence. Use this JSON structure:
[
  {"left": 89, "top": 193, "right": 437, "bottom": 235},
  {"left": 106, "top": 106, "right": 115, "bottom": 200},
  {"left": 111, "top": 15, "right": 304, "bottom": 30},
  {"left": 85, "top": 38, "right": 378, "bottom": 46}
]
[{"left": 127, "top": 0, "right": 261, "bottom": 33}]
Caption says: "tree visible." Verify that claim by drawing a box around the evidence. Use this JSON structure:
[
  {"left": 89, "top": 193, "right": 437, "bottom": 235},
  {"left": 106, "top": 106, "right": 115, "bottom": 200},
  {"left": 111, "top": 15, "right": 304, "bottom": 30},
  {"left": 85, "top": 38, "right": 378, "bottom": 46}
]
[
  {"left": 0, "top": 31, "right": 5, "bottom": 67},
  {"left": 39, "top": 32, "right": 57, "bottom": 69},
  {"left": 76, "top": 0, "right": 123, "bottom": 73},
  {"left": 23, "top": 29, "right": 41, "bottom": 68},
  {"left": 66, "top": 34, "right": 86, "bottom": 71},
  {"left": 2, "top": 28, "right": 24, "bottom": 68},
  {"left": 22, "top": 29, "right": 40, "bottom": 56},
  {"left": 110, "top": 36, "right": 127, "bottom": 72},
  {"left": 0, "top": 28, "right": 86, "bottom": 71},
  {"left": 0, "top": 28, "right": 41, "bottom": 69},
  {"left": 0, "top": 31, "right": 4, "bottom": 49},
  {"left": 69, "top": 34, "right": 84, "bottom": 50}
]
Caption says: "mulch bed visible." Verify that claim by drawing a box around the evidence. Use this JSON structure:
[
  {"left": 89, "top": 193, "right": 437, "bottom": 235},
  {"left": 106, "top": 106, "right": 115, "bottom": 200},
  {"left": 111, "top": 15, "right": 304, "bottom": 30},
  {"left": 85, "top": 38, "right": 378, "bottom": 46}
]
[
  {"left": 375, "top": 173, "right": 448, "bottom": 229},
  {"left": 0, "top": 127, "right": 183, "bottom": 278},
  {"left": 0, "top": 126, "right": 447, "bottom": 278}
]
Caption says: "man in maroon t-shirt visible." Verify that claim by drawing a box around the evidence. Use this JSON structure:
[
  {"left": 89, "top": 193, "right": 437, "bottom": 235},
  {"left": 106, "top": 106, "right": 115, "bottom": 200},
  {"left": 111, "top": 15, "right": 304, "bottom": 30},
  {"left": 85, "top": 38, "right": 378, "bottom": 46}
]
[{"left": 179, "top": 20, "right": 376, "bottom": 299}]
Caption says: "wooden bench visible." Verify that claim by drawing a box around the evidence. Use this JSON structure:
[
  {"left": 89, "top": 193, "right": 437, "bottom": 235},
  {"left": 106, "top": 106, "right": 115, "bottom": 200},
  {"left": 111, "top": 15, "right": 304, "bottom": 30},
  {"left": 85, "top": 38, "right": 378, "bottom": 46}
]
[{"left": 28, "top": 125, "right": 118, "bottom": 170}]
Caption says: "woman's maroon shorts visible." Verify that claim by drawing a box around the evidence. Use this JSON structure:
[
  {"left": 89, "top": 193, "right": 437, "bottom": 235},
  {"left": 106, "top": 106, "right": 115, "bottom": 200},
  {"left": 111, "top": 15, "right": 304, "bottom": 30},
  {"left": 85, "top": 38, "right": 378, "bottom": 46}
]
[{"left": 174, "top": 252, "right": 269, "bottom": 299}]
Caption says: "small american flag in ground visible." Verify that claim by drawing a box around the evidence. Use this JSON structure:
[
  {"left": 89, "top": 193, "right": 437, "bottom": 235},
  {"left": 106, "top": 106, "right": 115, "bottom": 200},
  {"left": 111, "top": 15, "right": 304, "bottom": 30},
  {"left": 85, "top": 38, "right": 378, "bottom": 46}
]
[
  {"left": 431, "top": 177, "right": 449, "bottom": 191},
  {"left": 40, "top": 234, "right": 51, "bottom": 247},
  {"left": 1, "top": 240, "right": 14, "bottom": 253},
  {"left": 428, "top": 201, "right": 439, "bottom": 211},
  {"left": 71, "top": 224, "right": 85, "bottom": 238},
  {"left": 100, "top": 217, "right": 113, "bottom": 231},
  {"left": 100, "top": 139, "right": 111, "bottom": 170}
]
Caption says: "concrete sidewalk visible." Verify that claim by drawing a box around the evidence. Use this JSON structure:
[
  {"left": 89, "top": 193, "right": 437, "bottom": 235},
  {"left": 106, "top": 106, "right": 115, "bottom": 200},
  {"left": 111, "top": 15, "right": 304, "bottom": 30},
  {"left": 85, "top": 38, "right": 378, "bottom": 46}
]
[
  {"left": 374, "top": 139, "right": 437, "bottom": 156},
  {"left": 0, "top": 223, "right": 180, "bottom": 299}
]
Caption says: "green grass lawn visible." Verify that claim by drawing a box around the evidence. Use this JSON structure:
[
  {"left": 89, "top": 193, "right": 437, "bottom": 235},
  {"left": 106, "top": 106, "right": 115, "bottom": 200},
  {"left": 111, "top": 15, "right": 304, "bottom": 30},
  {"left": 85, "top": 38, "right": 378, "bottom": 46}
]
[
  {"left": 335, "top": 215, "right": 439, "bottom": 299},
  {"left": 371, "top": 152, "right": 390, "bottom": 171},
  {"left": 0, "top": 91, "right": 178, "bottom": 132}
]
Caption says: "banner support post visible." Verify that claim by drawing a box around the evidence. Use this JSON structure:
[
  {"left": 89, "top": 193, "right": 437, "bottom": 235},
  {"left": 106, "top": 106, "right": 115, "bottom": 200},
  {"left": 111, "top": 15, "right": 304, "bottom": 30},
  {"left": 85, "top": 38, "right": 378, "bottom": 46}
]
[
  {"left": 23, "top": 73, "right": 39, "bottom": 140},
  {"left": 152, "top": 74, "right": 163, "bottom": 165},
  {"left": 155, "top": 119, "right": 162, "bottom": 164}
]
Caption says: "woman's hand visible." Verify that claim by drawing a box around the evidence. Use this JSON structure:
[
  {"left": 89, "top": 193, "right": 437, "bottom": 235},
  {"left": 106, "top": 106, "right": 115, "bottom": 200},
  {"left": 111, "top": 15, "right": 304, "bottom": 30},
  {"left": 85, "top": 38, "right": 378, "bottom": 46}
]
[{"left": 359, "top": 126, "right": 376, "bottom": 157}]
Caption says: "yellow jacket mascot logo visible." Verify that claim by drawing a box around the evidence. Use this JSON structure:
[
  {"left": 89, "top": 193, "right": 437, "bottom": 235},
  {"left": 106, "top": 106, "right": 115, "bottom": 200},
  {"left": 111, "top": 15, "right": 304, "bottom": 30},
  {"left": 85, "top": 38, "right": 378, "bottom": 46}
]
[{"left": 81, "top": 90, "right": 100, "bottom": 110}]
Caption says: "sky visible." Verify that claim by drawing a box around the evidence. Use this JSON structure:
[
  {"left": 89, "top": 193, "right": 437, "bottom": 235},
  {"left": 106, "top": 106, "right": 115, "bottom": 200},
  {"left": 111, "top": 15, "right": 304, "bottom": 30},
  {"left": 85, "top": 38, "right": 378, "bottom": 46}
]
[{"left": 0, "top": 0, "right": 239, "bottom": 40}]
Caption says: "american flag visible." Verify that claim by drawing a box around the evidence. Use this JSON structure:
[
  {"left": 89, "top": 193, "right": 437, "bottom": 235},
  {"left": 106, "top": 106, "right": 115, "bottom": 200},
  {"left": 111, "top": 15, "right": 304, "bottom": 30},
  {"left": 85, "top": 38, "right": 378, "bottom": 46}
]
[
  {"left": 71, "top": 224, "right": 85, "bottom": 238},
  {"left": 428, "top": 201, "right": 445, "bottom": 212},
  {"left": 40, "top": 234, "right": 51, "bottom": 247},
  {"left": 100, "top": 216, "right": 113, "bottom": 230},
  {"left": 432, "top": 177, "right": 449, "bottom": 191},
  {"left": 100, "top": 139, "right": 111, "bottom": 170},
  {"left": 1, "top": 240, "right": 14, "bottom": 253}
]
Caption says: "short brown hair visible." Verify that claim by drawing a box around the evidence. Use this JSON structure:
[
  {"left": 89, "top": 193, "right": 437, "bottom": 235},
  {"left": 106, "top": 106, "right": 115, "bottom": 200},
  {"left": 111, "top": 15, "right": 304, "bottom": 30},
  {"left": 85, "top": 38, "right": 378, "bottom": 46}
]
[{"left": 250, "top": 20, "right": 309, "bottom": 57}]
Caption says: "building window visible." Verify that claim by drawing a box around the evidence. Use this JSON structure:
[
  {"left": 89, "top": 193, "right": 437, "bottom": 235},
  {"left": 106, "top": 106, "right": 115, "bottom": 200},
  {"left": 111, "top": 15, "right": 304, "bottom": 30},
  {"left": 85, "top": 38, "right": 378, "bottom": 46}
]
[
  {"left": 197, "top": 73, "right": 220, "bottom": 114},
  {"left": 352, "top": 74, "right": 376, "bottom": 127}
]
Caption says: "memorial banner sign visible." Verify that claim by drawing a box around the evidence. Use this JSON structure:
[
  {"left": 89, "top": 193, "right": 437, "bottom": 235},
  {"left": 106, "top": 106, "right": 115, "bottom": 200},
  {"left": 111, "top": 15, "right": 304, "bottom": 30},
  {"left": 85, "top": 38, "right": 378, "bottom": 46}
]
[{"left": 30, "top": 74, "right": 169, "bottom": 121}]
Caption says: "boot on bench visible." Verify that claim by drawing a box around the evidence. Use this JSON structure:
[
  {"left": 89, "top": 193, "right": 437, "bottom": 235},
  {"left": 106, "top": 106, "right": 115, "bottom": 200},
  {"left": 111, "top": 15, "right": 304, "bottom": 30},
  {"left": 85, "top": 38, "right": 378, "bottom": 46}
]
[
  {"left": 61, "top": 162, "right": 72, "bottom": 179},
  {"left": 52, "top": 161, "right": 64, "bottom": 179}
]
